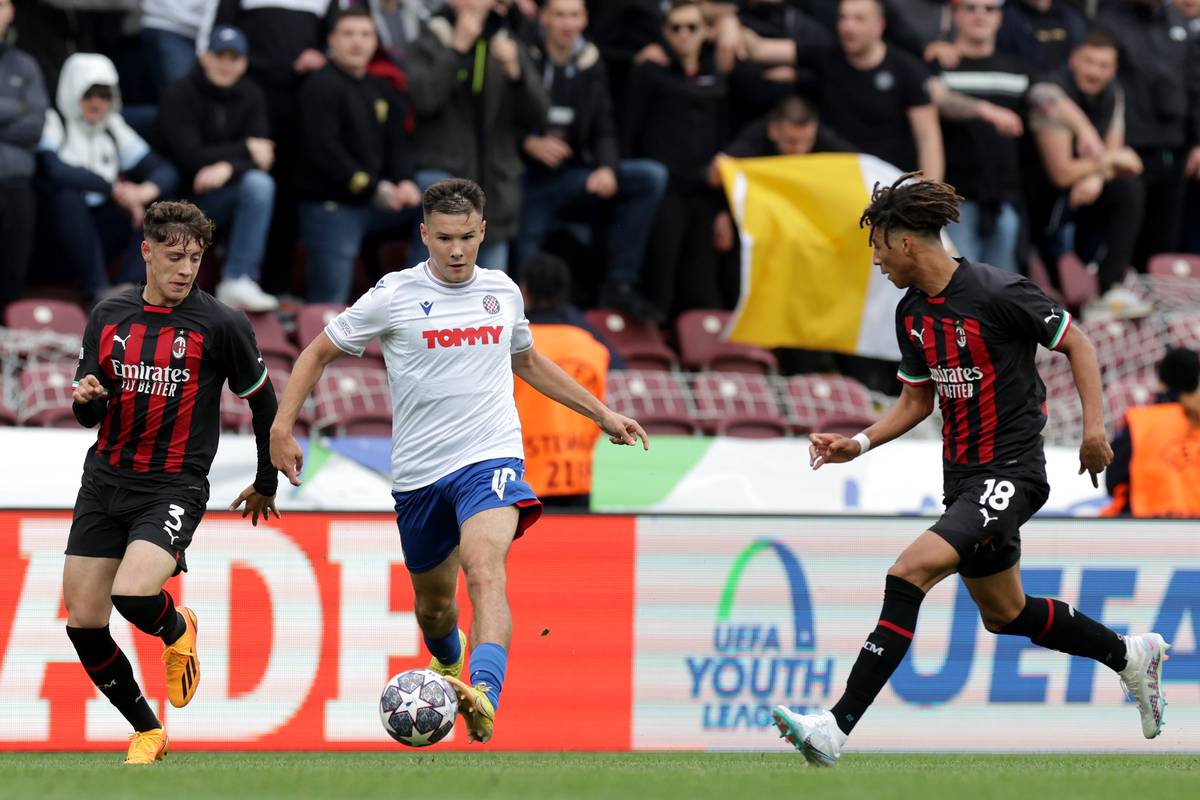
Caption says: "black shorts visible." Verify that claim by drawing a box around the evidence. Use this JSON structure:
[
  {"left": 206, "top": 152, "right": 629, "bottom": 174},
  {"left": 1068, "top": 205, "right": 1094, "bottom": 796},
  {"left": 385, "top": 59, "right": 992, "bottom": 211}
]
[
  {"left": 931, "top": 471, "right": 1050, "bottom": 579},
  {"left": 65, "top": 474, "right": 209, "bottom": 575}
]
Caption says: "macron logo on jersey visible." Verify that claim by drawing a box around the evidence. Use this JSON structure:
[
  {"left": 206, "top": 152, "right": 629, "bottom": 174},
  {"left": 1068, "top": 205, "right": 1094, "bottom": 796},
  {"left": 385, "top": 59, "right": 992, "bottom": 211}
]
[{"left": 421, "top": 326, "right": 505, "bottom": 349}]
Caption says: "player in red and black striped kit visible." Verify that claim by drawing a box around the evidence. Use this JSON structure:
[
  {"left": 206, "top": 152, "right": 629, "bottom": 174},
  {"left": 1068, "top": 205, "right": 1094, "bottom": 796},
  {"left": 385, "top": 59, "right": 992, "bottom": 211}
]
[
  {"left": 772, "top": 174, "right": 1171, "bottom": 766},
  {"left": 64, "top": 201, "right": 280, "bottom": 764}
]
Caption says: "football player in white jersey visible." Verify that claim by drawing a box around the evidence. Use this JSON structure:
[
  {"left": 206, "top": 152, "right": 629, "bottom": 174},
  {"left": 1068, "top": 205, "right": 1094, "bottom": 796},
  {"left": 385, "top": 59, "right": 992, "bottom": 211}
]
[{"left": 270, "top": 178, "right": 648, "bottom": 744}]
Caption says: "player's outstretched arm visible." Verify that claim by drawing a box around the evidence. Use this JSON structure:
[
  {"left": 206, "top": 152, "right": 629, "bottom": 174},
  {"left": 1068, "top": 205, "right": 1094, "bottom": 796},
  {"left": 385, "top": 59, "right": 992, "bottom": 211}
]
[
  {"left": 269, "top": 333, "right": 345, "bottom": 486},
  {"left": 809, "top": 382, "right": 934, "bottom": 470},
  {"left": 1054, "top": 324, "right": 1113, "bottom": 486},
  {"left": 512, "top": 347, "right": 649, "bottom": 450}
]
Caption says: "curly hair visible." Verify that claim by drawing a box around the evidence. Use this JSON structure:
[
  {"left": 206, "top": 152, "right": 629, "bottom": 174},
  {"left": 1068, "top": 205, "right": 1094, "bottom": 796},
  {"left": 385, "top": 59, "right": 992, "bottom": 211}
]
[
  {"left": 143, "top": 201, "right": 215, "bottom": 250},
  {"left": 859, "top": 171, "right": 963, "bottom": 247}
]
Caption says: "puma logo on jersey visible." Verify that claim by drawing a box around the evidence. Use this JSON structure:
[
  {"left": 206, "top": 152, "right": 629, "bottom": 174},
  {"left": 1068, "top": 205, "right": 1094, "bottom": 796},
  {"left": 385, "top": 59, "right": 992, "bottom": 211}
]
[
  {"left": 979, "top": 507, "right": 998, "bottom": 527},
  {"left": 422, "top": 326, "right": 504, "bottom": 349},
  {"left": 1044, "top": 310, "right": 1061, "bottom": 325},
  {"left": 910, "top": 327, "right": 925, "bottom": 345},
  {"left": 112, "top": 333, "right": 129, "bottom": 349},
  {"left": 100, "top": 679, "right": 118, "bottom": 690}
]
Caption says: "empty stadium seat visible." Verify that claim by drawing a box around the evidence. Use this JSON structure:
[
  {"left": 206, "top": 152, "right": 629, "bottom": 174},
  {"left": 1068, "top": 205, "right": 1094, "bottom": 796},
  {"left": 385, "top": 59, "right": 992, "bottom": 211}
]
[
  {"left": 605, "top": 370, "right": 692, "bottom": 419},
  {"left": 1026, "top": 253, "right": 1067, "bottom": 307},
  {"left": 312, "top": 365, "right": 392, "bottom": 436},
  {"left": 221, "top": 371, "right": 309, "bottom": 435},
  {"left": 715, "top": 416, "right": 790, "bottom": 438},
  {"left": 782, "top": 374, "right": 875, "bottom": 433},
  {"left": 1057, "top": 252, "right": 1098, "bottom": 309},
  {"left": 5, "top": 299, "right": 87, "bottom": 336},
  {"left": 248, "top": 312, "right": 298, "bottom": 371},
  {"left": 675, "top": 310, "right": 776, "bottom": 373},
  {"left": 17, "top": 361, "right": 78, "bottom": 427},
  {"left": 638, "top": 415, "right": 702, "bottom": 436},
  {"left": 296, "top": 304, "right": 386, "bottom": 366},
  {"left": 691, "top": 373, "right": 785, "bottom": 433},
  {"left": 1165, "top": 312, "right": 1200, "bottom": 350},
  {"left": 811, "top": 412, "right": 880, "bottom": 438},
  {"left": 1077, "top": 318, "right": 1165, "bottom": 378},
  {"left": 1147, "top": 253, "right": 1200, "bottom": 279},
  {"left": 583, "top": 309, "right": 678, "bottom": 371}
]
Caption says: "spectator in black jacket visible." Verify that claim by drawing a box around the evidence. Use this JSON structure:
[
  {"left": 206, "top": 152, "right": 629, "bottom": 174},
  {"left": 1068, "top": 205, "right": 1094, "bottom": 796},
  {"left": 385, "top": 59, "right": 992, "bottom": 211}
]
[
  {"left": 516, "top": 0, "right": 667, "bottom": 323},
  {"left": 623, "top": 0, "right": 729, "bottom": 316},
  {"left": 296, "top": 8, "right": 421, "bottom": 304},
  {"left": 36, "top": 53, "right": 177, "bottom": 302},
  {"left": 158, "top": 26, "right": 278, "bottom": 312},
  {"left": 0, "top": 0, "right": 47, "bottom": 310},
  {"left": 1097, "top": 0, "right": 1200, "bottom": 267},
  {"left": 996, "top": 0, "right": 1085, "bottom": 74}
]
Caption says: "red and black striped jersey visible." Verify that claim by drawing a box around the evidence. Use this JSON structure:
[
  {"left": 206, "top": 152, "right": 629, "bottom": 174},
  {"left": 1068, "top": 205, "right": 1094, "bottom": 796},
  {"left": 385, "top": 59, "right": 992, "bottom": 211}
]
[
  {"left": 895, "top": 259, "right": 1072, "bottom": 481},
  {"left": 73, "top": 286, "right": 268, "bottom": 489}
]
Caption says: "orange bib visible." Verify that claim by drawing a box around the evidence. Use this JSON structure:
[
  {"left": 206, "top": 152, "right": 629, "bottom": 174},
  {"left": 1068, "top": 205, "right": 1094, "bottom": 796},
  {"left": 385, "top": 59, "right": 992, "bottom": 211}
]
[{"left": 1127, "top": 404, "right": 1200, "bottom": 518}]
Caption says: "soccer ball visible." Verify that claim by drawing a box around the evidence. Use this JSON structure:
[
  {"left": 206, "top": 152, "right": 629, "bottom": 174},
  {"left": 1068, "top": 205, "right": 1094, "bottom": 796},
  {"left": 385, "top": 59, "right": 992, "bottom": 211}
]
[{"left": 379, "top": 668, "right": 458, "bottom": 747}]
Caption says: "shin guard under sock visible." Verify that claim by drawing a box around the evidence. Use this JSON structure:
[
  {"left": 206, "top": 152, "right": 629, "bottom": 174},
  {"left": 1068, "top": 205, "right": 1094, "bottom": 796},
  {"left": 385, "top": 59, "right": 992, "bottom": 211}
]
[
  {"left": 66, "top": 625, "right": 160, "bottom": 732},
  {"left": 998, "top": 595, "right": 1127, "bottom": 671},
  {"left": 469, "top": 643, "right": 507, "bottom": 710},
  {"left": 424, "top": 627, "right": 463, "bottom": 667},
  {"left": 111, "top": 590, "right": 186, "bottom": 644},
  {"left": 830, "top": 575, "right": 926, "bottom": 735}
]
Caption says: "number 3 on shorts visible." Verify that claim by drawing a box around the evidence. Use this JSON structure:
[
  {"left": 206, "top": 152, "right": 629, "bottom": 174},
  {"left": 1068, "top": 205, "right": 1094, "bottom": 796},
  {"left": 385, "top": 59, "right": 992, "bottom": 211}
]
[{"left": 979, "top": 478, "right": 1015, "bottom": 511}]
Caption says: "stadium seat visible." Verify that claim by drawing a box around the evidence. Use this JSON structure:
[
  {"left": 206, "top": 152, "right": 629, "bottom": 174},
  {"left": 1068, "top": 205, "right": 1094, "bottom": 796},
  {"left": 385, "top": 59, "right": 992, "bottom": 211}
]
[
  {"left": 17, "top": 361, "right": 78, "bottom": 427},
  {"left": 312, "top": 365, "right": 392, "bottom": 436},
  {"left": 1056, "top": 252, "right": 1098, "bottom": 309},
  {"left": 675, "top": 310, "right": 777, "bottom": 374},
  {"left": 1105, "top": 377, "right": 1158, "bottom": 432},
  {"left": 221, "top": 371, "right": 309, "bottom": 435},
  {"left": 583, "top": 309, "right": 678, "bottom": 371},
  {"left": 811, "top": 412, "right": 880, "bottom": 438},
  {"left": 638, "top": 415, "right": 702, "bottom": 436},
  {"left": 5, "top": 299, "right": 87, "bottom": 336},
  {"left": 1147, "top": 253, "right": 1200, "bottom": 279},
  {"left": 1078, "top": 318, "right": 1165, "bottom": 378},
  {"left": 782, "top": 374, "right": 875, "bottom": 434},
  {"left": 0, "top": 396, "right": 16, "bottom": 426},
  {"left": 1165, "top": 312, "right": 1200, "bottom": 350},
  {"left": 296, "top": 304, "right": 386, "bottom": 367},
  {"left": 714, "top": 415, "right": 790, "bottom": 438},
  {"left": 691, "top": 373, "right": 785, "bottom": 433},
  {"left": 248, "top": 312, "right": 298, "bottom": 373},
  {"left": 1026, "top": 253, "right": 1067, "bottom": 307},
  {"left": 605, "top": 370, "right": 692, "bottom": 420}
]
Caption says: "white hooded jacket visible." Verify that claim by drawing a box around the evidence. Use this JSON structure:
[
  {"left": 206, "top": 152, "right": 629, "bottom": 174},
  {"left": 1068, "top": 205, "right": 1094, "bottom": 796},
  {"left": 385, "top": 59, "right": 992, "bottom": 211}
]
[{"left": 39, "top": 53, "right": 150, "bottom": 206}]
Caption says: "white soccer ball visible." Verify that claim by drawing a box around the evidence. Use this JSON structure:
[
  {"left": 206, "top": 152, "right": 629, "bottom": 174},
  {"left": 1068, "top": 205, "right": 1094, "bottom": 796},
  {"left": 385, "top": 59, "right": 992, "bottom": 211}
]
[{"left": 379, "top": 668, "right": 458, "bottom": 747}]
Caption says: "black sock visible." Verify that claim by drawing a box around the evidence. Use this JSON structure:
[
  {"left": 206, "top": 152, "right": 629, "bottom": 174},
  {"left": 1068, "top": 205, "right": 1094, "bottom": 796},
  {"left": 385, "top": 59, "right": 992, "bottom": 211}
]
[
  {"left": 111, "top": 590, "right": 186, "bottom": 644},
  {"left": 65, "top": 625, "right": 160, "bottom": 732},
  {"left": 998, "top": 595, "right": 1127, "bottom": 672},
  {"left": 830, "top": 575, "right": 925, "bottom": 736}
]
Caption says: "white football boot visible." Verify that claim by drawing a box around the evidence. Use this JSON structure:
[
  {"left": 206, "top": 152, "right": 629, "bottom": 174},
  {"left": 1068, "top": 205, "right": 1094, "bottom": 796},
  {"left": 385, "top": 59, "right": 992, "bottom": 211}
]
[
  {"left": 1118, "top": 632, "right": 1171, "bottom": 739},
  {"left": 772, "top": 707, "right": 846, "bottom": 767}
]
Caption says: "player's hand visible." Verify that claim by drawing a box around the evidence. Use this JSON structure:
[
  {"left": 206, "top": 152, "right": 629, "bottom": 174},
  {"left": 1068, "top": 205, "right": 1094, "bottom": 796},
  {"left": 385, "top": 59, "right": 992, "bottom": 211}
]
[
  {"left": 229, "top": 484, "right": 280, "bottom": 526},
  {"left": 1078, "top": 430, "right": 1113, "bottom": 488},
  {"left": 246, "top": 137, "right": 275, "bottom": 172},
  {"left": 72, "top": 374, "right": 108, "bottom": 404},
  {"left": 809, "top": 432, "right": 861, "bottom": 470},
  {"left": 194, "top": 161, "right": 233, "bottom": 194},
  {"left": 586, "top": 166, "right": 618, "bottom": 199},
  {"left": 293, "top": 48, "right": 326, "bottom": 74},
  {"left": 270, "top": 429, "right": 305, "bottom": 486},
  {"left": 523, "top": 135, "right": 572, "bottom": 168},
  {"left": 598, "top": 410, "right": 650, "bottom": 450}
]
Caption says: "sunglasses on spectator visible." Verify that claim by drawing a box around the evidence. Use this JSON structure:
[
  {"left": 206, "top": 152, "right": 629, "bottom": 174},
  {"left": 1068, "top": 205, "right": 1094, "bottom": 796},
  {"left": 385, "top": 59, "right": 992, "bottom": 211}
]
[
  {"left": 668, "top": 22, "right": 701, "bottom": 33},
  {"left": 83, "top": 84, "right": 114, "bottom": 101},
  {"left": 959, "top": 3, "right": 1003, "bottom": 12}
]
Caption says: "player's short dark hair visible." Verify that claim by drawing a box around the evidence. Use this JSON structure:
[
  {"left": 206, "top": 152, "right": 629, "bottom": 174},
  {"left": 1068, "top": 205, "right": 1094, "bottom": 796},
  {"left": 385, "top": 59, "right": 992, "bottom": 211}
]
[
  {"left": 423, "top": 178, "right": 486, "bottom": 220},
  {"left": 859, "top": 171, "right": 963, "bottom": 246},
  {"left": 667, "top": 0, "right": 702, "bottom": 14},
  {"left": 520, "top": 252, "right": 571, "bottom": 311},
  {"left": 1159, "top": 347, "right": 1200, "bottom": 395},
  {"left": 1078, "top": 29, "right": 1119, "bottom": 54},
  {"left": 770, "top": 95, "right": 818, "bottom": 126},
  {"left": 841, "top": 0, "right": 886, "bottom": 15},
  {"left": 143, "top": 201, "right": 215, "bottom": 250},
  {"left": 331, "top": 6, "right": 375, "bottom": 32}
]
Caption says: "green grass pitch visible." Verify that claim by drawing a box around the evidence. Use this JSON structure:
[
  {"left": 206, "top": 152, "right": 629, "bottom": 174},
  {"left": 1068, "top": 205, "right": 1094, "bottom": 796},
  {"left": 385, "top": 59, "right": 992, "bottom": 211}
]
[{"left": 1, "top": 752, "right": 1197, "bottom": 800}]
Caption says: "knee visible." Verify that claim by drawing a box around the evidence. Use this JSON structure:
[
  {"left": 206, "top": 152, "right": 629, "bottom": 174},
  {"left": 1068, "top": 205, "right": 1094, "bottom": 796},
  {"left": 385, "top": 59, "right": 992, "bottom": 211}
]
[
  {"left": 885, "top": 560, "right": 937, "bottom": 593},
  {"left": 621, "top": 160, "right": 668, "bottom": 196},
  {"left": 414, "top": 592, "right": 456, "bottom": 629},
  {"left": 980, "top": 606, "right": 1020, "bottom": 633},
  {"left": 239, "top": 169, "right": 275, "bottom": 203},
  {"left": 64, "top": 594, "right": 110, "bottom": 628},
  {"left": 462, "top": 559, "right": 506, "bottom": 594}
]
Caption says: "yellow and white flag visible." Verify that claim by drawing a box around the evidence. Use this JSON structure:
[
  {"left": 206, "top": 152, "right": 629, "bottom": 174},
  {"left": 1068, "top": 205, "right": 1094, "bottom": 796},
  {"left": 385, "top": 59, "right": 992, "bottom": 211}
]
[{"left": 719, "top": 152, "right": 912, "bottom": 361}]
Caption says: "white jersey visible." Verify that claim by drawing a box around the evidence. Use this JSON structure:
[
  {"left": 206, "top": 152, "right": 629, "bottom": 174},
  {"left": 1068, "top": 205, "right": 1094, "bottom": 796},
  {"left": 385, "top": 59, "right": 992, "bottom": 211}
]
[{"left": 325, "top": 262, "right": 533, "bottom": 491}]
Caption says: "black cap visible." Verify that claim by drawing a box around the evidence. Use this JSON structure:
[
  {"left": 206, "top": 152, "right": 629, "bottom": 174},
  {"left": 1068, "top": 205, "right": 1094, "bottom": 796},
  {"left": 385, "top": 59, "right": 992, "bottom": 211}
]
[{"left": 1158, "top": 347, "right": 1200, "bottom": 394}]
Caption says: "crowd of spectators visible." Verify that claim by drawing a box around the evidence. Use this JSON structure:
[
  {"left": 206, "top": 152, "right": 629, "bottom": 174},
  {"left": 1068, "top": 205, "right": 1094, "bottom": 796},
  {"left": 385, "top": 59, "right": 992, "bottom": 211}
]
[{"left": 2, "top": 0, "right": 1200, "bottom": 328}]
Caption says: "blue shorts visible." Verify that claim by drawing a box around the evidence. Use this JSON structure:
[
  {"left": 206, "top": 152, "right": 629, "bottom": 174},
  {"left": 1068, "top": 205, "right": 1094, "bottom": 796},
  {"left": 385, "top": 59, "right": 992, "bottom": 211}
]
[{"left": 392, "top": 457, "right": 543, "bottom": 573}]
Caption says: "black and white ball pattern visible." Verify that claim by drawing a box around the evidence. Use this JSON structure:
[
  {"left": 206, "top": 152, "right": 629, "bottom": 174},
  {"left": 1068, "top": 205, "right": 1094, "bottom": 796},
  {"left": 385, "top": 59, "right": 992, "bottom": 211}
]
[{"left": 379, "top": 668, "right": 458, "bottom": 747}]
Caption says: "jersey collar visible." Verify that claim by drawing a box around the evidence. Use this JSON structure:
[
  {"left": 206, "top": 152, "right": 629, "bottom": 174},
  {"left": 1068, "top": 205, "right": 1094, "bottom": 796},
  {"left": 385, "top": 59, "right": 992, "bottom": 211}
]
[{"left": 422, "top": 261, "right": 479, "bottom": 291}]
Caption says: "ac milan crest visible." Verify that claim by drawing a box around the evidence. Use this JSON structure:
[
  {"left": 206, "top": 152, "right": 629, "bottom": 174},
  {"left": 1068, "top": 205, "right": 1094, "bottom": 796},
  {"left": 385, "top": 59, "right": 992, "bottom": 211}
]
[{"left": 173, "top": 334, "right": 187, "bottom": 359}]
